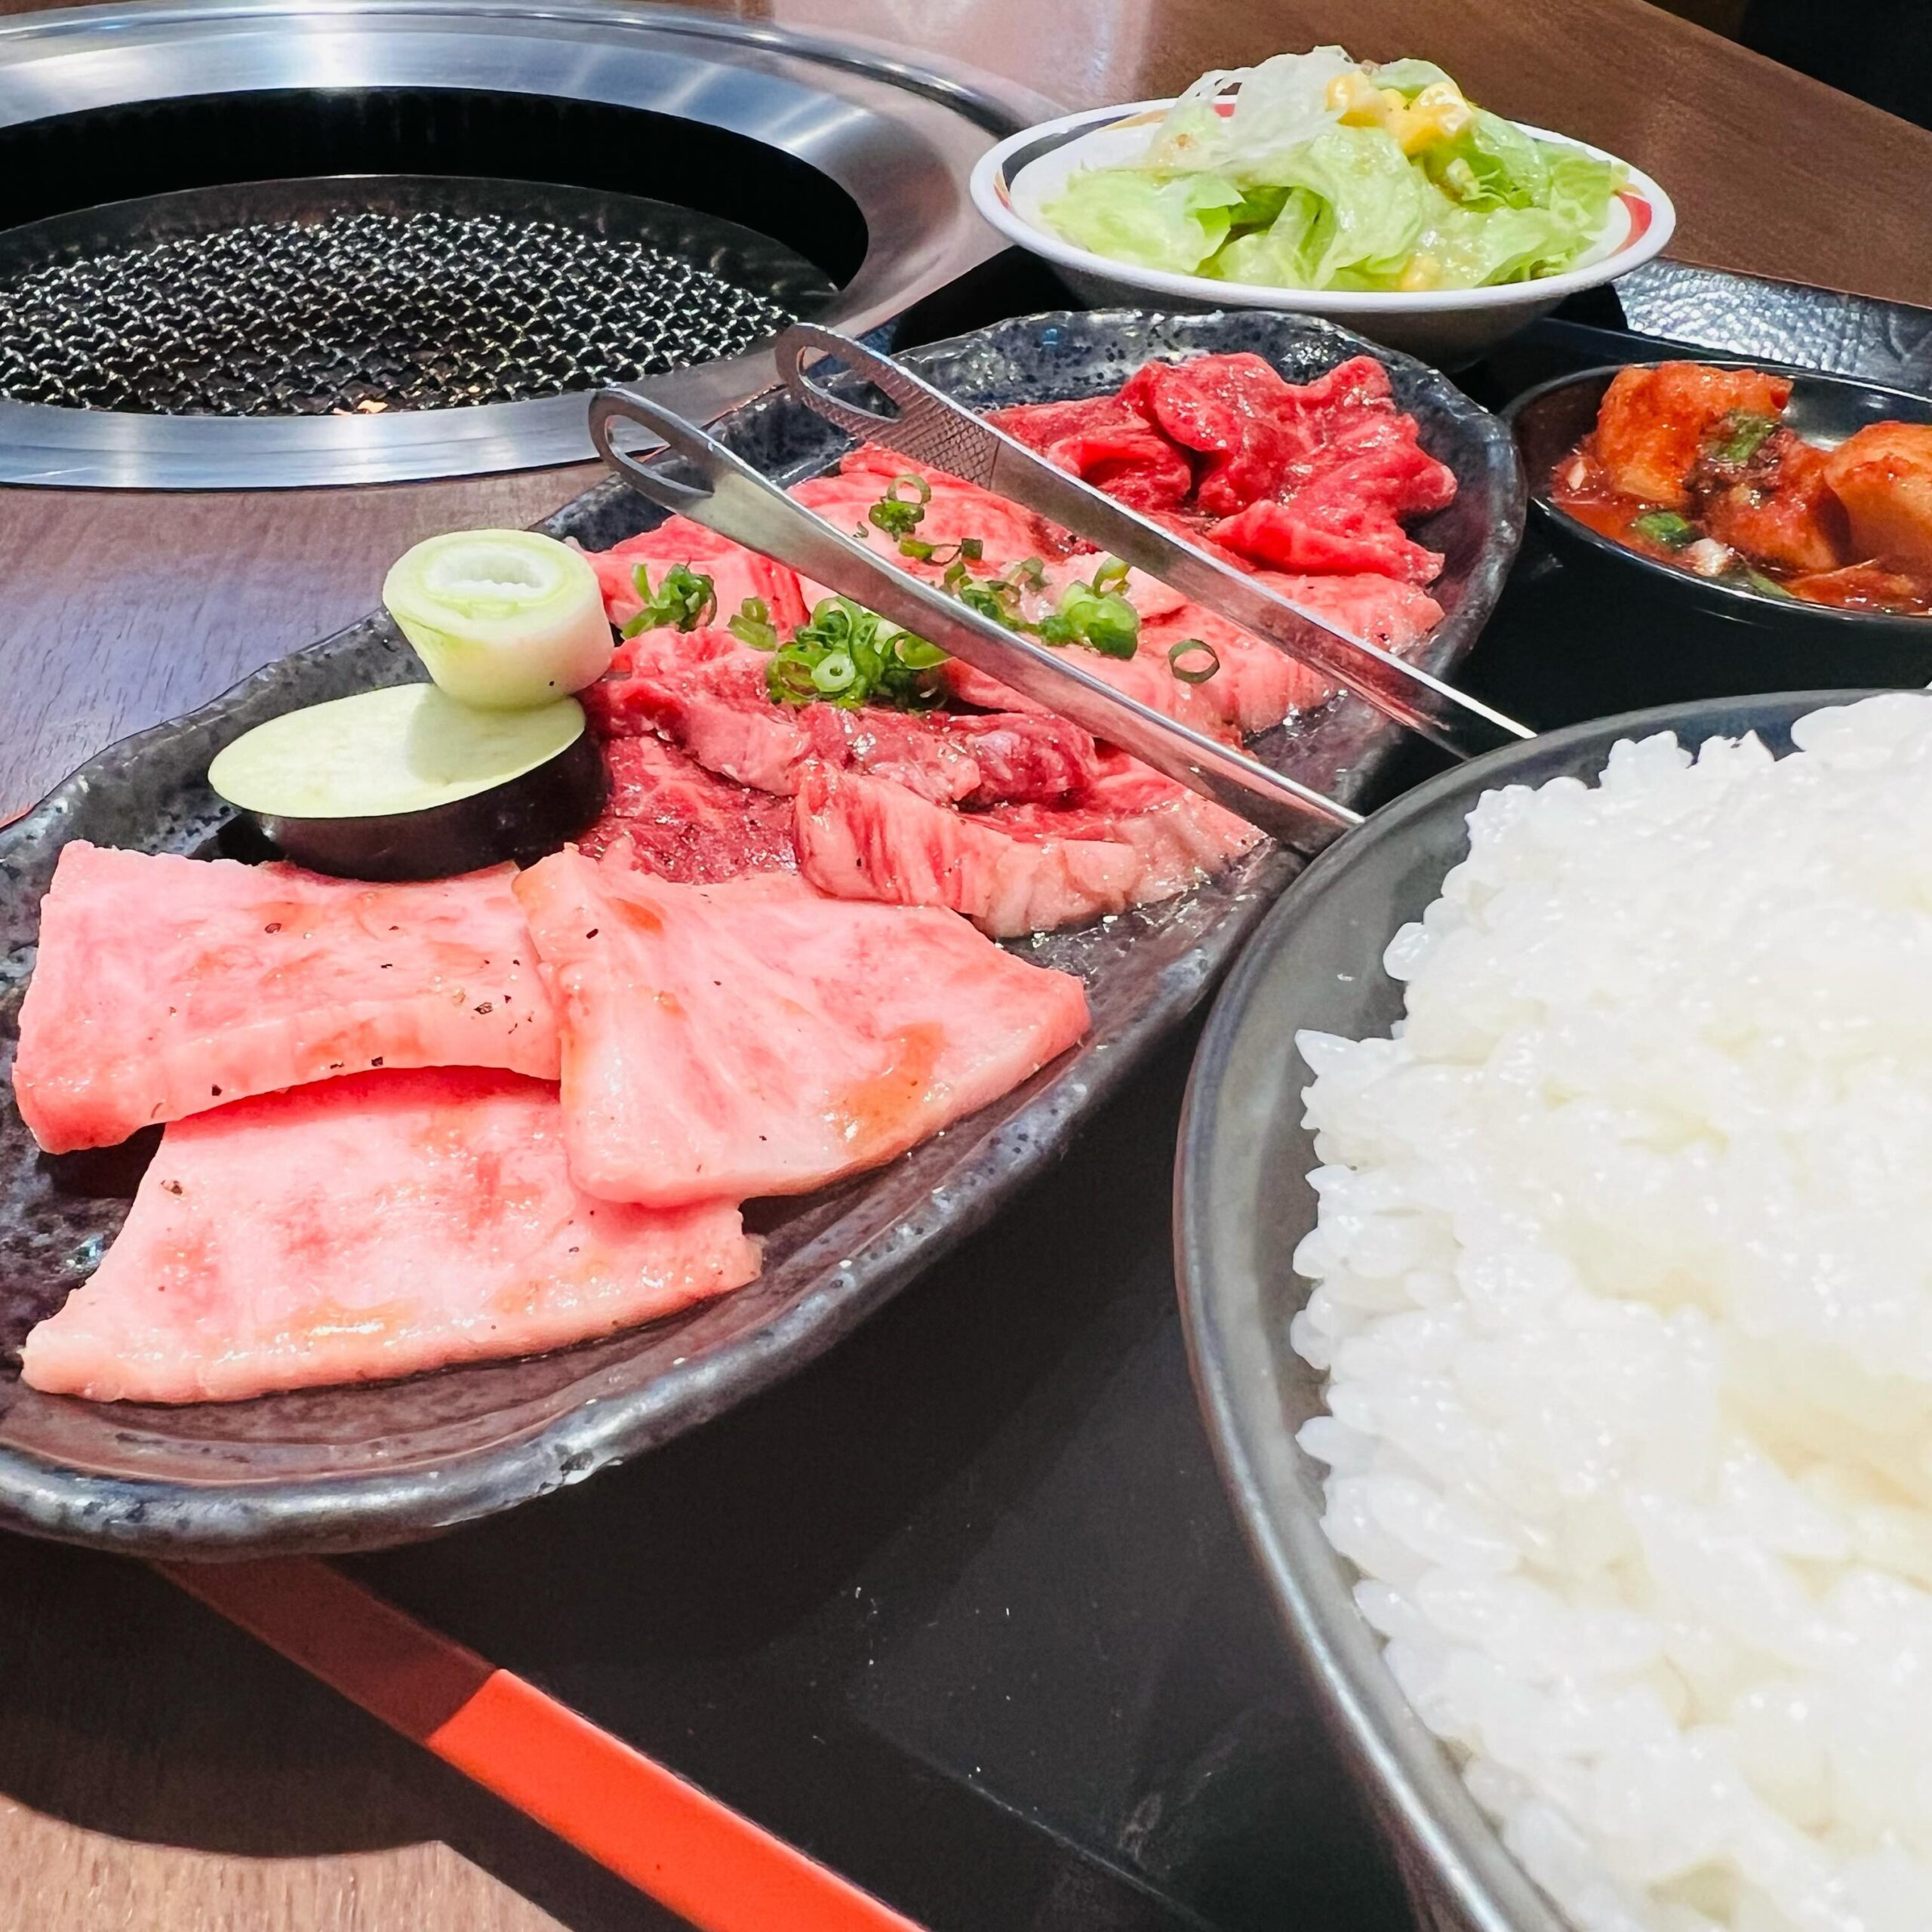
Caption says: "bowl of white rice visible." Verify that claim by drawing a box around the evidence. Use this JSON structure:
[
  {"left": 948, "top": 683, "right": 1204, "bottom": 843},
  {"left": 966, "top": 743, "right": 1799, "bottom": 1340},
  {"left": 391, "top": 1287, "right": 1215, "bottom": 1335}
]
[{"left": 1177, "top": 688, "right": 1932, "bottom": 1932}]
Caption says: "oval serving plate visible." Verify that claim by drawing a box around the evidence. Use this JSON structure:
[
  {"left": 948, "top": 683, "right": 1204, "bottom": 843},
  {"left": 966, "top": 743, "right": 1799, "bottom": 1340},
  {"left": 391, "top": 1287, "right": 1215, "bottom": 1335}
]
[
  {"left": 1173, "top": 691, "right": 1860, "bottom": 1932},
  {"left": 0, "top": 308, "right": 1521, "bottom": 1557}
]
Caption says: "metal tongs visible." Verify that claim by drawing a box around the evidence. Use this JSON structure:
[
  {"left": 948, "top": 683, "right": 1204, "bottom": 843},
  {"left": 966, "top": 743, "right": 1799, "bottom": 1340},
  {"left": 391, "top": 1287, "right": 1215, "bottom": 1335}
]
[{"left": 588, "top": 327, "right": 1531, "bottom": 850}]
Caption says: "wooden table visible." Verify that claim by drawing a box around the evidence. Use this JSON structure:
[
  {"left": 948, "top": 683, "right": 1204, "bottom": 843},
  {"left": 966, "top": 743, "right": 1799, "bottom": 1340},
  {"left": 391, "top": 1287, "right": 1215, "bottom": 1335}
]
[{"left": 0, "top": 2, "right": 1925, "bottom": 1926}]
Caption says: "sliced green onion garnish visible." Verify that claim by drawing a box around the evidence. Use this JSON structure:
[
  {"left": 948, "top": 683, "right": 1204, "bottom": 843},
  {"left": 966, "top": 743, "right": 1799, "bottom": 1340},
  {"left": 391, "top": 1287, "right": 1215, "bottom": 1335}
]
[
  {"left": 932, "top": 549, "right": 1141, "bottom": 660},
  {"left": 769, "top": 651, "right": 821, "bottom": 703},
  {"left": 1632, "top": 510, "right": 1698, "bottom": 550},
  {"left": 728, "top": 596, "right": 780, "bottom": 651},
  {"left": 899, "top": 534, "right": 983, "bottom": 565},
  {"left": 1732, "top": 565, "right": 1795, "bottom": 600},
  {"left": 1712, "top": 411, "right": 1779, "bottom": 465},
  {"left": 866, "top": 474, "right": 932, "bottom": 541},
  {"left": 623, "top": 562, "right": 718, "bottom": 638},
  {"left": 811, "top": 651, "right": 858, "bottom": 694},
  {"left": 959, "top": 579, "right": 1020, "bottom": 626},
  {"left": 1168, "top": 638, "right": 1221, "bottom": 684},
  {"left": 1080, "top": 594, "right": 1140, "bottom": 659},
  {"left": 892, "top": 633, "right": 950, "bottom": 671},
  {"left": 1038, "top": 580, "right": 1141, "bottom": 659},
  {"left": 761, "top": 596, "right": 947, "bottom": 712}
]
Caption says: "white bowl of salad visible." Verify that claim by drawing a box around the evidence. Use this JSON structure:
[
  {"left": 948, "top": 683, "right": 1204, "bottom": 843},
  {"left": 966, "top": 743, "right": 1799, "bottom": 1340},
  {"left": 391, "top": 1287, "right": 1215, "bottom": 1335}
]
[{"left": 971, "top": 48, "right": 1675, "bottom": 365}]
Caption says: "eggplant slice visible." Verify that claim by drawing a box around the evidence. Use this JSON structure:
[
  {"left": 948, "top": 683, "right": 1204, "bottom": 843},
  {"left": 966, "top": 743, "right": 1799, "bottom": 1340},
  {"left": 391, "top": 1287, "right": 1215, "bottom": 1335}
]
[{"left": 208, "top": 685, "right": 608, "bottom": 881}]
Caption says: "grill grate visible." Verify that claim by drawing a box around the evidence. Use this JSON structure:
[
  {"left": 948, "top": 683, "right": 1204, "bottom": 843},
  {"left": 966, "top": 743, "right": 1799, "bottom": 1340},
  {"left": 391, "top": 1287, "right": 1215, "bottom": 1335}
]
[{"left": 0, "top": 192, "right": 837, "bottom": 416}]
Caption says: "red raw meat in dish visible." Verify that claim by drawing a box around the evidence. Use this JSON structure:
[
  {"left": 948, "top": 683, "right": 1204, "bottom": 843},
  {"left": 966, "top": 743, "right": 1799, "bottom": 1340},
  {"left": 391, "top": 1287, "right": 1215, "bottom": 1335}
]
[
  {"left": 1142, "top": 510, "right": 1266, "bottom": 575},
  {"left": 934, "top": 619, "right": 1306, "bottom": 740},
  {"left": 836, "top": 446, "right": 979, "bottom": 488},
  {"left": 801, "top": 708, "right": 1098, "bottom": 808},
  {"left": 1119, "top": 352, "right": 1308, "bottom": 516},
  {"left": 1133, "top": 603, "right": 1331, "bottom": 727},
  {"left": 788, "top": 472, "right": 1054, "bottom": 592},
  {"left": 980, "top": 751, "right": 1262, "bottom": 902},
  {"left": 1254, "top": 570, "right": 1444, "bottom": 653},
  {"left": 12, "top": 844, "right": 559, "bottom": 1154},
  {"left": 934, "top": 659, "right": 1051, "bottom": 717},
  {"left": 584, "top": 519, "right": 808, "bottom": 637},
  {"left": 954, "top": 606, "right": 1313, "bottom": 742},
  {"left": 512, "top": 854, "right": 1089, "bottom": 1207},
  {"left": 795, "top": 760, "right": 1259, "bottom": 937},
  {"left": 578, "top": 736, "right": 798, "bottom": 881},
  {"left": 934, "top": 556, "right": 1314, "bottom": 738},
  {"left": 942, "top": 710, "right": 1099, "bottom": 804},
  {"left": 795, "top": 767, "right": 1143, "bottom": 936},
  {"left": 586, "top": 629, "right": 1097, "bottom": 808},
  {"left": 19, "top": 1067, "right": 761, "bottom": 1404},
  {"left": 585, "top": 629, "right": 811, "bottom": 793},
  {"left": 946, "top": 576, "right": 1440, "bottom": 735},
  {"left": 1008, "top": 552, "right": 1194, "bottom": 624},
  {"left": 1284, "top": 422, "right": 1457, "bottom": 528},
  {"left": 808, "top": 707, "right": 985, "bottom": 804},
  {"left": 1208, "top": 499, "right": 1445, "bottom": 583},
  {"left": 987, "top": 397, "right": 1195, "bottom": 513}
]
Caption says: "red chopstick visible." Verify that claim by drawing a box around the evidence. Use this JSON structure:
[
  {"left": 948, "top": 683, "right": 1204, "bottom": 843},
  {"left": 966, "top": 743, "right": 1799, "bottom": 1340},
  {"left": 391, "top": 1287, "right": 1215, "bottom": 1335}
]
[{"left": 155, "top": 1558, "right": 925, "bottom": 1932}]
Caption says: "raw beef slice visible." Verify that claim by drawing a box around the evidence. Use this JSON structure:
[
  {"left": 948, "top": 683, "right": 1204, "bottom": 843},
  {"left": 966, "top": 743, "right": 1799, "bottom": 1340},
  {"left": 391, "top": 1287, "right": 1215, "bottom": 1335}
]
[
  {"left": 578, "top": 736, "right": 798, "bottom": 881},
  {"left": 796, "top": 764, "right": 1255, "bottom": 936},
  {"left": 13, "top": 844, "right": 560, "bottom": 1154},
  {"left": 512, "top": 853, "right": 1090, "bottom": 1207},
  {"left": 20, "top": 1067, "right": 761, "bottom": 1404}
]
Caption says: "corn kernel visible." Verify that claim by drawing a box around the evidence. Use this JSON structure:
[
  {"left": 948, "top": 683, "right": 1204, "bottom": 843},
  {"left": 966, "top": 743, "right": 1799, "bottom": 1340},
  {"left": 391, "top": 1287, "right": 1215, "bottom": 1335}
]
[
  {"left": 1398, "top": 254, "right": 1442, "bottom": 291},
  {"left": 1413, "top": 81, "right": 1472, "bottom": 121},
  {"left": 1328, "top": 72, "right": 1387, "bottom": 125}
]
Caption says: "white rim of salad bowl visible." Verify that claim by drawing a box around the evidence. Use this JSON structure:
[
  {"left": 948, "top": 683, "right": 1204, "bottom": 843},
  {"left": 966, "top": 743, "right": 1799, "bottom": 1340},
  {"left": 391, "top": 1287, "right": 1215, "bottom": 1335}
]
[{"left": 969, "top": 97, "right": 1677, "bottom": 313}]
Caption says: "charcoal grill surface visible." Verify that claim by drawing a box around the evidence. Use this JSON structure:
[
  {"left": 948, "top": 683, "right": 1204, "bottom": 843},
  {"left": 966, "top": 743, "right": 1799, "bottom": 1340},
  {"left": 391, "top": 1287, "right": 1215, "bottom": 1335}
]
[{"left": 0, "top": 178, "right": 836, "bottom": 417}]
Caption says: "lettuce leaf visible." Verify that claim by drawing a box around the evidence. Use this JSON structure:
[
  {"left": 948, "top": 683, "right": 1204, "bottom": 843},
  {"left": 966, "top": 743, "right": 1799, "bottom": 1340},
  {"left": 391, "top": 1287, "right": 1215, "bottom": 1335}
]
[
  {"left": 1208, "top": 188, "right": 1331, "bottom": 287},
  {"left": 1043, "top": 169, "right": 1247, "bottom": 274},
  {"left": 1424, "top": 108, "right": 1549, "bottom": 210},
  {"left": 1046, "top": 53, "right": 1627, "bottom": 293},
  {"left": 1413, "top": 198, "right": 1577, "bottom": 286},
  {"left": 1543, "top": 146, "right": 1620, "bottom": 238},
  {"left": 1367, "top": 57, "right": 1454, "bottom": 99},
  {"left": 1254, "top": 126, "right": 1425, "bottom": 285}
]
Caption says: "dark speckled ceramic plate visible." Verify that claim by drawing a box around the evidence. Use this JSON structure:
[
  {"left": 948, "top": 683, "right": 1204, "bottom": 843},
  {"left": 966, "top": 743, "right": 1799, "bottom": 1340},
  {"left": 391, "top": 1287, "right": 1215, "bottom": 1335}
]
[{"left": 0, "top": 309, "right": 1521, "bottom": 1556}]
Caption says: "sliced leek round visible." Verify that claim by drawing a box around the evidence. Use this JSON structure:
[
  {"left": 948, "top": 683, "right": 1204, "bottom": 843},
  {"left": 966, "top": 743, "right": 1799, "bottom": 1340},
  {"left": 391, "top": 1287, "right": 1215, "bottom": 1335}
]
[{"left": 383, "top": 529, "right": 614, "bottom": 710}]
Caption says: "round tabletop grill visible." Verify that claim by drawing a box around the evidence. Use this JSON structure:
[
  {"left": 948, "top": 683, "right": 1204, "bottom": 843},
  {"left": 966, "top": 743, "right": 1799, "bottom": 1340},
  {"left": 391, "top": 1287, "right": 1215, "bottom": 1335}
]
[{"left": 0, "top": 0, "right": 1051, "bottom": 489}]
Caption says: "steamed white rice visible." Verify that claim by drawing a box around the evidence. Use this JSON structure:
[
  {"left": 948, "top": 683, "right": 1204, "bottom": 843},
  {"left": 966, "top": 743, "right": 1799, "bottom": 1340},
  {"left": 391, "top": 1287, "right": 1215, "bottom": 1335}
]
[{"left": 1291, "top": 693, "right": 1932, "bottom": 1932}]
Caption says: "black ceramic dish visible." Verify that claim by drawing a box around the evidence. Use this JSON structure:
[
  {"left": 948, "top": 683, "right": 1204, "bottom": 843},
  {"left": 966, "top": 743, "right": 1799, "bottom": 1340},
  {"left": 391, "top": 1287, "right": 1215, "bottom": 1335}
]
[
  {"left": 0, "top": 307, "right": 1521, "bottom": 1557},
  {"left": 1509, "top": 361, "right": 1932, "bottom": 677},
  {"left": 1174, "top": 690, "right": 1870, "bottom": 1932}
]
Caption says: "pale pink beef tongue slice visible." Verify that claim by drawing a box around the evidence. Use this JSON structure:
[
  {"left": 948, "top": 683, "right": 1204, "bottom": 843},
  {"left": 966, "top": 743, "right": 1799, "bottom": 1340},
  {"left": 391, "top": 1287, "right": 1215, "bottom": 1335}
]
[
  {"left": 512, "top": 853, "right": 1091, "bottom": 1211},
  {"left": 20, "top": 1066, "right": 761, "bottom": 1405},
  {"left": 12, "top": 843, "right": 561, "bottom": 1155}
]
